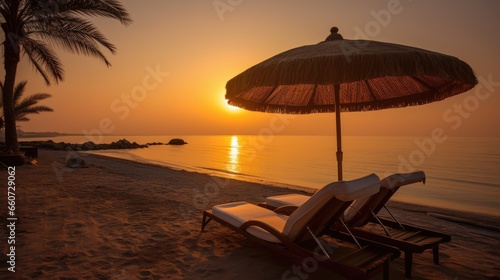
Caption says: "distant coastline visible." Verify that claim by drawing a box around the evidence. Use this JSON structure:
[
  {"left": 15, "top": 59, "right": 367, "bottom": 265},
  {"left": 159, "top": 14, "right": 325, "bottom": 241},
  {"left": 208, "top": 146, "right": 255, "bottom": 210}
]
[
  {"left": 0, "top": 130, "right": 80, "bottom": 142},
  {"left": 15, "top": 130, "right": 80, "bottom": 138}
]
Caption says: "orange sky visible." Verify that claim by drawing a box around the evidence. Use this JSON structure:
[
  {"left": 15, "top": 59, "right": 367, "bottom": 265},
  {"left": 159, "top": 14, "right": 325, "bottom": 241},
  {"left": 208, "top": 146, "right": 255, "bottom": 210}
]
[{"left": 8, "top": 0, "right": 500, "bottom": 137}]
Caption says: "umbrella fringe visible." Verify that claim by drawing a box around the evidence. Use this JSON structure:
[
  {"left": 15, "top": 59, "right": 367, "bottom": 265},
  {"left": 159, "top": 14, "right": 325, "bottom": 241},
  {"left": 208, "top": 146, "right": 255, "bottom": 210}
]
[{"left": 227, "top": 82, "right": 475, "bottom": 114}]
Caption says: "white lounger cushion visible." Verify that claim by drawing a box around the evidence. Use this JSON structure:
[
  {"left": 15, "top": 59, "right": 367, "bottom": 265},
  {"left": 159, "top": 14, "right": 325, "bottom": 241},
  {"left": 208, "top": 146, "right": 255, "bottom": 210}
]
[
  {"left": 266, "top": 193, "right": 310, "bottom": 208},
  {"left": 265, "top": 193, "right": 371, "bottom": 223},
  {"left": 212, "top": 174, "right": 380, "bottom": 243},
  {"left": 265, "top": 172, "right": 426, "bottom": 223},
  {"left": 265, "top": 174, "right": 381, "bottom": 222},
  {"left": 266, "top": 174, "right": 380, "bottom": 209},
  {"left": 283, "top": 174, "right": 380, "bottom": 241},
  {"left": 346, "top": 172, "right": 425, "bottom": 220},
  {"left": 212, "top": 201, "right": 288, "bottom": 243},
  {"left": 380, "top": 171, "right": 426, "bottom": 190}
]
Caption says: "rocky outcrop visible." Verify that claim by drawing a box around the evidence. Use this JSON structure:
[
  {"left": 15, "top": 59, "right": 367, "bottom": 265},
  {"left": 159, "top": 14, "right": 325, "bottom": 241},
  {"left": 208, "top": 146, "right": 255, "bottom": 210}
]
[
  {"left": 17, "top": 138, "right": 188, "bottom": 151},
  {"left": 167, "top": 138, "right": 187, "bottom": 145},
  {"left": 146, "top": 142, "right": 166, "bottom": 146},
  {"left": 22, "top": 139, "right": 149, "bottom": 151}
]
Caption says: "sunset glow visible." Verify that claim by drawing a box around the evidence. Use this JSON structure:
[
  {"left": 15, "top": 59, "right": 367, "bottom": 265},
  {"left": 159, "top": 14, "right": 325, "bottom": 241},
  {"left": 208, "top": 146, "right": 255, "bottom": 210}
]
[
  {"left": 224, "top": 102, "right": 241, "bottom": 112},
  {"left": 6, "top": 0, "right": 499, "bottom": 137},
  {"left": 3, "top": 3, "right": 498, "bottom": 278}
]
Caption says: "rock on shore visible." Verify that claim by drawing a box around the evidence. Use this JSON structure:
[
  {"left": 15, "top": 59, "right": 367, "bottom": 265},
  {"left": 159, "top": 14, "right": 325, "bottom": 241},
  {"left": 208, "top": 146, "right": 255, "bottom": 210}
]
[
  {"left": 21, "top": 139, "right": 149, "bottom": 151},
  {"left": 18, "top": 138, "right": 188, "bottom": 151}
]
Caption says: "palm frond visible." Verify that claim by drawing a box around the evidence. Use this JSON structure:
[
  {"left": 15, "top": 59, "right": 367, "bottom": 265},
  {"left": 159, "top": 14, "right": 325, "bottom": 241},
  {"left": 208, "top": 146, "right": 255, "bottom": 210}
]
[
  {"left": 0, "top": 80, "right": 54, "bottom": 125},
  {"left": 21, "top": 38, "right": 64, "bottom": 84},
  {"left": 62, "top": 0, "right": 132, "bottom": 25},
  {"left": 15, "top": 93, "right": 53, "bottom": 111},
  {"left": 15, "top": 103, "right": 54, "bottom": 121},
  {"left": 26, "top": 16, "right": 116, "bottom": 63},
  {"left": 13, "top": 81, "right": 28, "bottom": 104},
  {"left": 27, "top": 15, "right": 115, "bottom": 50},
  {"left": 16, "top": 116, "right": 30, "bottom": 122},
  {"left": 18, "top": 104, "right": 53, "bottom": 113},
  {"left": 26, "top": 0, "right": 132, "bottom": 25},
  {"left": 12, "top": 80, "right": 54, "bottom": 121}
]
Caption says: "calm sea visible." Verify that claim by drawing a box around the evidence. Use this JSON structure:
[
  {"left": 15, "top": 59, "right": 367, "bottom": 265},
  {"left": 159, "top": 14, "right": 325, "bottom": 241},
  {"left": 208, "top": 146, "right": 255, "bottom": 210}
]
[{"left": 24, "top": 135, "right": 500, "bottom": 217}]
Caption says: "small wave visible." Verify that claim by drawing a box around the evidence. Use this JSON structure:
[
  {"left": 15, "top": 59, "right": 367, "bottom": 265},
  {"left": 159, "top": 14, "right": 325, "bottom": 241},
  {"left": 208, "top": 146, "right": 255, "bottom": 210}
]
[
  {"left": 195, "top": 166, "right": 311, "bottom": 191},
  {"left": 431, "top": 175, "right": 500, "bottom": 189},
  {"left": 84, "top": 135, "right": 500, "bottom": 216}
]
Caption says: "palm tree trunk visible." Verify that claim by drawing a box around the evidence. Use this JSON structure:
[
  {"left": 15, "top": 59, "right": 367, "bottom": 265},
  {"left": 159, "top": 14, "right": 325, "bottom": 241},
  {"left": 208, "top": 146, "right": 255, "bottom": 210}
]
[
  {"left": 1, "top": 1, "right": 22, "bottom": 154},
  {"left": 2, "top": 33, "right": 20, "bottom": 154}
]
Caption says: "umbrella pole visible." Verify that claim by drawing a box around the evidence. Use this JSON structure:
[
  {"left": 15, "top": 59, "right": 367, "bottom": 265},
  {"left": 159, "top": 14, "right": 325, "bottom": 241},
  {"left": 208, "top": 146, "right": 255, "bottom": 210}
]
[{"left": 334, "top": 84, "right": 343, "bottom": 181}]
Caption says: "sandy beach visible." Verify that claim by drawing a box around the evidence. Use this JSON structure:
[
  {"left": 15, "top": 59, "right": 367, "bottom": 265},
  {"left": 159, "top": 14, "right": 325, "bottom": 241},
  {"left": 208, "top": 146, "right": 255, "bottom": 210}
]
[{"left": 1, "top": 149, "right": 499, "bottom": 280}]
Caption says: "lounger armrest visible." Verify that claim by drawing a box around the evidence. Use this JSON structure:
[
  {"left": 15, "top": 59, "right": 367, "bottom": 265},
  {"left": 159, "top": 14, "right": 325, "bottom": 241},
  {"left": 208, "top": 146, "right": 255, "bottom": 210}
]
[
  {"left": 274, "top": 205, "right": 298, "bottom": 215},
  {"left": 240, "top": 220, "right": 290, "bottom": 244}
]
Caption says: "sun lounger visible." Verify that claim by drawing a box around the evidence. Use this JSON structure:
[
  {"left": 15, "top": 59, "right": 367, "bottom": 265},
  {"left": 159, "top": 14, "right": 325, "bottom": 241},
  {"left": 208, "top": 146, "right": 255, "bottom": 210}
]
[
  {"left": 201, "top": 174, "right": 400, "bottom": 280},
  {"left": 262, "top": 171, "right": 451, "bottom": 278}
]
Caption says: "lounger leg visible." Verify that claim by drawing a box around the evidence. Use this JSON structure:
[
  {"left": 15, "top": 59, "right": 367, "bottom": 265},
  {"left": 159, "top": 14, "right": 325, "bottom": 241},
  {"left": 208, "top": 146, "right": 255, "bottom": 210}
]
[
  {"left": 433, "top": 245, "right": 439, "bottom": 265},
  {"left": 384, "top": 206, "right": 405, "bottom": 230},
  {"left": 383, "top": 260, "right": 390, "bottom": 280},
  {"left": 201, "top": 212, "right": 212, "bottom": 231},
  {"left": 339, "top": 219, "right": 362, "bottom": 249},
  {"left": 405, "top": 251, "right": 413, "bottom": 278},
  {"left": 371, "top": 209, "right": 392, "bottom": 237}
]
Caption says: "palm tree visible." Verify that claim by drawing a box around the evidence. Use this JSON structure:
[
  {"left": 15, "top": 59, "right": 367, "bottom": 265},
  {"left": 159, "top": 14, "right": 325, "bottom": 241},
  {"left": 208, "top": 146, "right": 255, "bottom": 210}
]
[
  {"left": 0, "top": 81, "right": 53, "bottom": 130},
  {"left": 0, "top": 0, "right": 132, "bottom": 153}
]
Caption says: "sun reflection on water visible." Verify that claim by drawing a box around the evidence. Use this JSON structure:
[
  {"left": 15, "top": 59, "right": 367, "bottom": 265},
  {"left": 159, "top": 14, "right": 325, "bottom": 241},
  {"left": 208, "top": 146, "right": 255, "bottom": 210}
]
[{"left": 226, "top": 135, "right": 240, "bottom": 174}]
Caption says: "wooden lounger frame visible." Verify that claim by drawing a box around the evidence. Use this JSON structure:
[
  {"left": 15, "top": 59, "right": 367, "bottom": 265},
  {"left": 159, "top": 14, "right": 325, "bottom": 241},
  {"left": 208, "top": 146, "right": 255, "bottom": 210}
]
[
  {"left": 201, "top": 204, "right": 400, "bottom": 280},
  {"left": 261, "top": 171, "right": 451, "bottom": 278}
]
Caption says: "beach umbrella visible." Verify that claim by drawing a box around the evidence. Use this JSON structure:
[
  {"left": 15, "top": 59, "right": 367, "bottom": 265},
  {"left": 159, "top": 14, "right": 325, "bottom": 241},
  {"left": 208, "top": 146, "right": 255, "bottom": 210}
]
[{"left": 225, "top": 27, "right": 477, "bottom": 181}]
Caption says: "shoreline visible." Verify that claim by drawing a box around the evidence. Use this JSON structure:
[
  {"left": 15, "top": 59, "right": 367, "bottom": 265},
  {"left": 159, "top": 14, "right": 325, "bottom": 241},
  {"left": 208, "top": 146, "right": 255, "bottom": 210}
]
[
  {"left": 89, "top": 149, "right": 500, "bottom": 220},
  {"left": 11, "top": 135, "right": 500, "bottom": 218},
  {"left": 88, "top": 149, "right": 322, "bottom": 194},
  {"left": 1, "top": 150, "right": 499, "bottom": 279},
  {"left": 89, "top": 151, "right": 500, "bottom": 232},
  {"left": 88, "top": 150, "right": 500, "bottom": 232}
]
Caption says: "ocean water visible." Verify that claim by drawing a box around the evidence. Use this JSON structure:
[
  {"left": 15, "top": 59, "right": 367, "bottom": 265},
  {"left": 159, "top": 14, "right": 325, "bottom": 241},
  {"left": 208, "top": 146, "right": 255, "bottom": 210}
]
[{"left": 24, "top": 135, "right": 500, "bottom": 216}]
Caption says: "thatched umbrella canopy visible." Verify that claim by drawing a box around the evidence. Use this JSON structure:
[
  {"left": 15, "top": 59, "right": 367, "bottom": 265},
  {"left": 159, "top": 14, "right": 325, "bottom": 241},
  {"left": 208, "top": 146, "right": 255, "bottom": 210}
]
[{"left": 225, "top": 27, "right": 477, "bottom": 180}]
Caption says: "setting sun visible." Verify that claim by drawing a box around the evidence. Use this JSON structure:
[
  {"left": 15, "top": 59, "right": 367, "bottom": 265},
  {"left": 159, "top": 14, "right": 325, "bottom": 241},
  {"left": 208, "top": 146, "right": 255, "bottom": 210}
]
[
  {"left": 224, "top": 101, "right": 241, "bottom": 112},
  {"left": 220, "top": 89, "right": 241, "bottom": 112}
]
